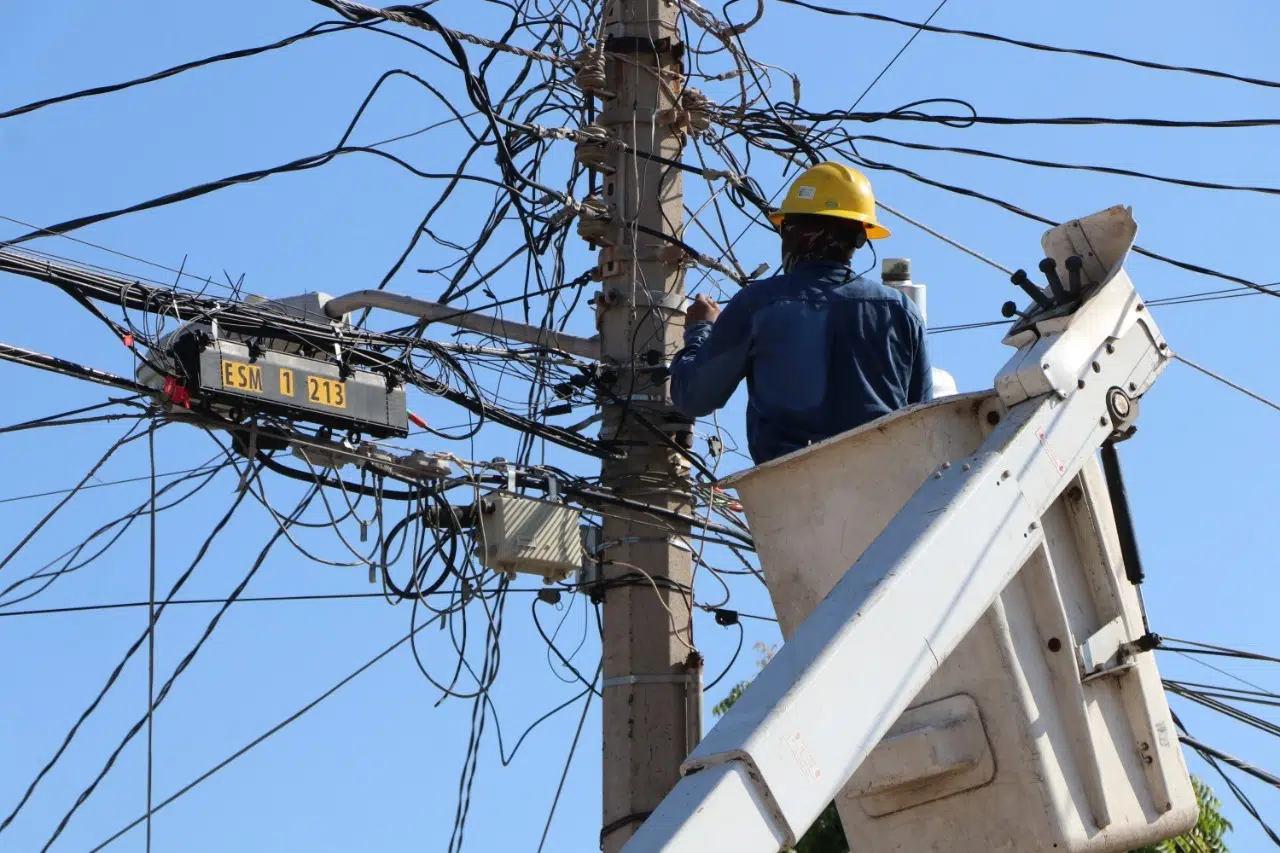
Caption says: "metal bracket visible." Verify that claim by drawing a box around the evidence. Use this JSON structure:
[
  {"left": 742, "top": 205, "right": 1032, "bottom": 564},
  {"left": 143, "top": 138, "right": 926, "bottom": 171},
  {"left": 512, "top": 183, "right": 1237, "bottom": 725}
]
[
  {"left": 593, "top": 287, "right": 688, "bottom": 314},
  {"left": 1081, "top": 660, "right": 1138, "bottom": 685},
  {"left": 604, "top": 673, "right": 700, "bottom": 689},
  {"left": 594, "top": 245, "right": 690, "bottom": 281},
  {"left": 1076, "top": 615, "right": 1135, "bottom": 681},
  {"left": 637, "top": 289, "right": 691, "bottom": 314}
]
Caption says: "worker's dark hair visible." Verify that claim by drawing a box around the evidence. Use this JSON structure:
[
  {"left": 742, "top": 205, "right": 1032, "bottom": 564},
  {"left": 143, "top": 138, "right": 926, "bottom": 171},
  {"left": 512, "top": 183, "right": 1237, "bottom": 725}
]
[{"left": 779, "top": 213, "right": 867, "bottom": 271}]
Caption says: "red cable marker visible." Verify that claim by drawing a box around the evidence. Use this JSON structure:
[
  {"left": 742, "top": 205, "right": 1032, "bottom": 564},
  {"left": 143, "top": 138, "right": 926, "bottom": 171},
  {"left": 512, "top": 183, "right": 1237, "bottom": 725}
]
[
  {"left": 122, "top": 334, "right": 134, "bottom": 348},
  {"left": 407, "top": 410, "right": 429, "bottom": 430},
  {"left": 162, "top": 376, "right": 191, "bottom": 409}
]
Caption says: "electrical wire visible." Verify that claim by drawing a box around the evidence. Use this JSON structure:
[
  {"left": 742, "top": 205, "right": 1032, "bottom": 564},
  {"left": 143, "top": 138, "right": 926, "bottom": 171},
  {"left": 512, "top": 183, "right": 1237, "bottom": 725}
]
[
  {"left": 0, "top": 419, "right": 154, "bottom": 577},
  {"left": 0, "top": 21, "right": 372, "bottom": 123},
  {"left": 776, "top": 0, "right": 1280, "bottom": 92},
  {"left": 145, "top": 431, "right": 157, "bottom": 853},
  {"left": 1172, "top": 355, "right": 1280, "bottom": 414},
  {"left": 8, "top": 3, "right": 1280, "bottom": 849},
  {"left": 84, "top": 609, "right": 452, "bottom": 853},
  {"left": 36, "top": 486, "right": 317, "bottom": 851},
  {"left": 535, "top": 661, "right": 601, "bottom": 853},
  {"left": 0, "top": 469, "right": 257, "bottom": 836}
]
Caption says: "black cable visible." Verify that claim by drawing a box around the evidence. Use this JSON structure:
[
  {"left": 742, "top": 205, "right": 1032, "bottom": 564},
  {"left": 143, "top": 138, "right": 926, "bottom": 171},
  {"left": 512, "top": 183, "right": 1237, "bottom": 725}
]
[
  {"left": 0, "top": 459, "right": 228, "bottom": 609},
  {"left": 705, "top": 621, "right": 745, "bottom": 691},
  {"left": 145, "top": 432, "right": 157, "bottom": 853},
  {"left": 484, "top": 681, "right": 596, "bottom": 766},
  {"left": 928, "top": 275, "right": 1280, "bottom": 337},
  {"left": 536, "top": 662, "right": 600, "bottom": 853},
  {"left": 256, "top": 451, "right": 429, "bottom": 500},
  {"left": 776, "top": 0, "right": 1280, "bottom": 92},
  {"left": 854, "top": 134, "right": 1280, "bottom": 198},
  {"left": 0, "top": 396, "right": 143, "bottom": 433},
  {"left": 469, "top": 472, "right": 754, "bottom": 546},
  {"left": 1167, "top": 684, "right": 1280, "bottom": 740},
  {"left": 533, "top": 596, "right": 602, "bottom": 695},
  {"left": 0, "top": 590, "right": 554, "bottom": 617},
  {"left": 45, "top": 279, "right": 170, "bottom": 377},
  {"left": 733, "top": 610, "right": 778, "bottom": 623},
  {"left": 843, "top": 151, "right": 1280, "bottom": 299},
  {"left": 1199, "top": 756, "right": 1280, "bottom": 847},
  {"left": 0, "top": 419, "right": 153, "bottom": 577},
  {"left": 823, "top": 0, "right": 950, "bottom": 131},
  {"left": 0, "top": 21, "right": 363, "bottom": 122},
  {"left": 1162, "top": 636, "right": 1280, "bottom": 665},
  {"left": 630, "top": 223, "right": 744, "bottom": 286},
  {"left": 5, "top": 144, "right": 535, "bottom": 248},
  {"left": 445, "top": 581, "right": 508, "bottom": 853},
  {"left": 688, "top": 96, "right": 1280, "bottom": 133},
  {"left": 541, "top": 588, "right": 590, "bottom": 687},
  {"left": 380, "top": 498, "right": 461, "bottom": 600},
  {"left": 37, "top": 486, "right": 316, "bottom": 851},
  {"left": 84, "top": 612, "right": 446, "bottom": 853},
  {"left": 1165, "top": 680, "right": 1280, "bottom": 706},
  {"left": 596, "top": 383, "right": 719, "bottom": 483},
  {"left": 1177, "top": 727, "right": 1280, "bottom": 847},
  {"left": 0, "top": 412, "right": 147, "bottom": 433},
  {"left": 0, "top": 468, "right": 257, "bottom": 835}
]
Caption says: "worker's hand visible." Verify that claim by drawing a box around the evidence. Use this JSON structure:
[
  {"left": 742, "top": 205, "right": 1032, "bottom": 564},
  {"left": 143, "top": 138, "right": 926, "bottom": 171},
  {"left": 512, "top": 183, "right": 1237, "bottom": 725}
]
[{"left": 686, "top": 294, "right": 721, "bottom": 325}]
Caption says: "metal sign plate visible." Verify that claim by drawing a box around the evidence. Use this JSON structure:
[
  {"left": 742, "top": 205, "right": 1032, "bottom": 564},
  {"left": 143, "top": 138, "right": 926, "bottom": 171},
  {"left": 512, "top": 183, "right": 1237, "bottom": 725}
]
[{"left": 189, "top": 339, "right": 408, "bottom": 438}]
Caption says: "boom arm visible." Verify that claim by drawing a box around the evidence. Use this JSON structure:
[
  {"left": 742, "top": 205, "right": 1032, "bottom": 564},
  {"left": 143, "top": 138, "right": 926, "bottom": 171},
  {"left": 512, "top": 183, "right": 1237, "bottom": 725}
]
[{"left": 623, "top": 207, "right": 1171, "bottom": 852}]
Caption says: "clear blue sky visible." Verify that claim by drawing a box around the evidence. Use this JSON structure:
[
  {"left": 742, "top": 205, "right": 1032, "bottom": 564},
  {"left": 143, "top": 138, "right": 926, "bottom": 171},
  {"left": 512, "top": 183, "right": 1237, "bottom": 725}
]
[{"left": 1, "top": 1, "right": 1277, "bottom": 850}]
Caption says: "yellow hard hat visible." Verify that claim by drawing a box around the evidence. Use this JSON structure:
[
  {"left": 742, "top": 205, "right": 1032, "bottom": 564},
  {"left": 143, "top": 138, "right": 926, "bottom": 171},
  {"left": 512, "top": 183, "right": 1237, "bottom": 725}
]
[{"left": 768, "top": 162, "right": 890, "bottom": 239}]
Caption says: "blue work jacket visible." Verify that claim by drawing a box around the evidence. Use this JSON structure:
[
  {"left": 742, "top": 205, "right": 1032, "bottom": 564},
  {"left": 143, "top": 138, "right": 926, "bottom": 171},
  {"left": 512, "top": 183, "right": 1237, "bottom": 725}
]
[{"left": 670, "top": 259, "right": 933, "bottom": 465}]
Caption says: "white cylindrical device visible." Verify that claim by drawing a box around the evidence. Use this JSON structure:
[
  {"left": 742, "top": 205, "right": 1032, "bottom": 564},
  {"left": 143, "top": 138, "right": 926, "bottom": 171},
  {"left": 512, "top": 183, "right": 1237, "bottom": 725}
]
[
  {"left": 881, "top": 258, "right": 927, "bottom": 325},
  {"left": 881, "top": 258, "right": 956, "bottom": 397}
]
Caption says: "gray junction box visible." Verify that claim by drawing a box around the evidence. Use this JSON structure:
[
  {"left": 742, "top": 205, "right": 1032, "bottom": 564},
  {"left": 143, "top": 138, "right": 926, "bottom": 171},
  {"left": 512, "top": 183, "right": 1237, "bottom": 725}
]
[{"left": 476, "top": 493, "right": 582, "bottom": 583}]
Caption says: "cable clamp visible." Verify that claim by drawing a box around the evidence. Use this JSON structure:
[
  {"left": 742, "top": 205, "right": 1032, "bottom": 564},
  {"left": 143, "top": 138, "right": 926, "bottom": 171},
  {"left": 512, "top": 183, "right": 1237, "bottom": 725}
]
[
  {"left": 700, "top": 167, "right": 741, "bottom": 185},
  {"left": 603, "top": 673, "right": 700, "bottom": 688},
  {"left": 531, "top": 122, "right": 574, "bottom": 141}
]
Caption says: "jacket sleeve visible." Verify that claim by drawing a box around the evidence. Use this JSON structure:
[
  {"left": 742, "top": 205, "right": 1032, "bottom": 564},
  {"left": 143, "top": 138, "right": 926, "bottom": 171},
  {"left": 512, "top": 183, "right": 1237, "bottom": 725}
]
[
  {"left": 908, "top": 312, "right": 934, "bottom": 404},
  {"left": 670, "top": 295, "right": 752, "bottom": 418}
]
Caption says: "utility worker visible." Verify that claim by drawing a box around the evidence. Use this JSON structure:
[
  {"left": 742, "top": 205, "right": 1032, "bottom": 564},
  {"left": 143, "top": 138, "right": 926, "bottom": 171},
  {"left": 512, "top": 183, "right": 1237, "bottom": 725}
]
[{"left": 670, "top": 162, "right": 933, "bottom": 465}]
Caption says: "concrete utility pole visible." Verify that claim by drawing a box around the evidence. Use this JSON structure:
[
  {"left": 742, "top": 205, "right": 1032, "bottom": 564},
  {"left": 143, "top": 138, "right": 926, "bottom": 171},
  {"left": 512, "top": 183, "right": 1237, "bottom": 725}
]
[{"left": 594, "top": 1, "right": 699, "bottom": 850}]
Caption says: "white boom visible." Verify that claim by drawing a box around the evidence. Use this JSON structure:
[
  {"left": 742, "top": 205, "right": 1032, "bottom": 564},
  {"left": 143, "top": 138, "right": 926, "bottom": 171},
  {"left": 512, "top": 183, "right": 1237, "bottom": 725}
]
[{"left": 623, "top": 207, "right": 1180, "bottom": 852}]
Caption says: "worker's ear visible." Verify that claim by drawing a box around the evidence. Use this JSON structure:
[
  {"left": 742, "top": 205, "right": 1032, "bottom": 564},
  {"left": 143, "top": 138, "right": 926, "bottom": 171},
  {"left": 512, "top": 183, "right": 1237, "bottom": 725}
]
[{"left": 851, "top": 223, "right": 868, "bottom": 250}]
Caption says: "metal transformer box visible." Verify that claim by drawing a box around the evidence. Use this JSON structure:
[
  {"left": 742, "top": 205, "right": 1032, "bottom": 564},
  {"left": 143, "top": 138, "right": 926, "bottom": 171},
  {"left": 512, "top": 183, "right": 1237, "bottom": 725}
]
[{"left": 167, "top": 335, "right": 409, "bottom": 439}]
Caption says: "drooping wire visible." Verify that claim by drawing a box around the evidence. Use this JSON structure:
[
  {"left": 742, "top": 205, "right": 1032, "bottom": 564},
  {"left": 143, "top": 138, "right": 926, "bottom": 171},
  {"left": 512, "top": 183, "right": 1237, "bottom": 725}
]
[
  {"left": 36, "top": 485, "right": 318, "bottom": 852},
  {"left": 145, "top": 430, "right": 157, "bottom": 853},
  {"left": 535, "top": 661, "right": 602, "bottom": 853},
  {"left": 0, "top": 467, "right": 258, "bottom": 836}
]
